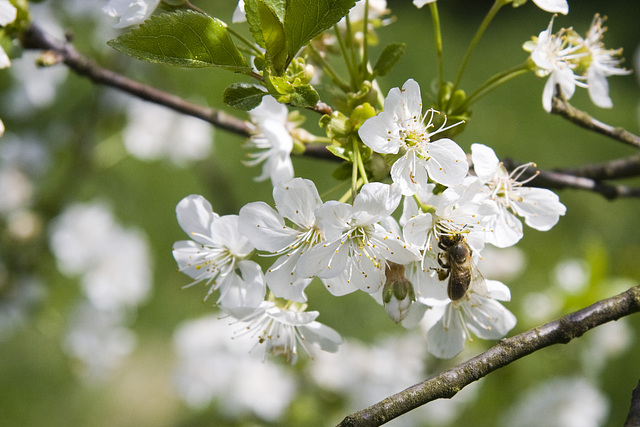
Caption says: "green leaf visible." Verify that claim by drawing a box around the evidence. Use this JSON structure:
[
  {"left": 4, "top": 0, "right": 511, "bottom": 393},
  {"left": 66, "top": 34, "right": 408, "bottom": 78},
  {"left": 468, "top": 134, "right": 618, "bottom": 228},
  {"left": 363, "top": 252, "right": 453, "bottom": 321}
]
[
  {"left": 258, "top": 1, "right": 287, "bottom": 74},
  {"left": 244, "top": 0, "right": 265, "bottom": 48},
  {"left": 289, "top": 84, "right": 319, "bottom": 108},
  {"left": 373, "top": 42, "right": 406, "bottom": 77},
  {"left": 223, "top": 83, "right": 268, "bottom": 111},
  {"left": 107, "top": 10, "right": 249, "bottom": 70},
  {"left": 326, "top": 145, "right": 351, "bottom": 162},
  {"left": 283, "top": 0, "right": 356, "bottom": 67}
]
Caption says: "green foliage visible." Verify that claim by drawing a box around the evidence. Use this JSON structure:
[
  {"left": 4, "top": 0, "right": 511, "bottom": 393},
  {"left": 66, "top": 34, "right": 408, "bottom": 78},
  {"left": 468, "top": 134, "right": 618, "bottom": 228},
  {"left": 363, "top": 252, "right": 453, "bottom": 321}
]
[
  {"left": 223, "top": 83, "right": 268, "bottom": 111},
  {"left": 245, "top": 0, "right": 357, "bottom": 75},
  {"left": 373, "top": 42, "right": 406, "bottom": 77},
  {"left": 107, "top": 10, "right": 249, "bottom": 71}
]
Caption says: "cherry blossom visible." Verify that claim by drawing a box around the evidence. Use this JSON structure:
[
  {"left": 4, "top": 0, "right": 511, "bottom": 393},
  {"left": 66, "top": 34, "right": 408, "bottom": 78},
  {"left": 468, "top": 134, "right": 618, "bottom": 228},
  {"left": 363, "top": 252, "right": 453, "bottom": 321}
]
[
  {"left": 472, "top": 143, "right": 566, "bottom": 247},
  {"left": 172, "top": 195, "right": 265, "bottom": 316},
  {"left": 245, "top": 96, "right": 295, "bottom": 185},
  {"left": 239, "top": 178, "right": 323, "bottom": 302},
  {"left": 297, "top": 183, "right": 419, "bottom": 295},
  {"left": 358, "top": 79, "right": 468, "bottom": 195}
]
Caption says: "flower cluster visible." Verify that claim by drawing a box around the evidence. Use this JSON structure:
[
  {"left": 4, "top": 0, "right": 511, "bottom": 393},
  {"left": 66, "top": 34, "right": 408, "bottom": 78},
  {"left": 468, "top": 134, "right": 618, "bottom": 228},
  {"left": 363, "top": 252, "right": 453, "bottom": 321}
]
[
  {"left": 173, "top": 78, "right": 566, "bottom": 360},
  {"left": 524, "top": 14, "right": 631, "bottom": 112}
]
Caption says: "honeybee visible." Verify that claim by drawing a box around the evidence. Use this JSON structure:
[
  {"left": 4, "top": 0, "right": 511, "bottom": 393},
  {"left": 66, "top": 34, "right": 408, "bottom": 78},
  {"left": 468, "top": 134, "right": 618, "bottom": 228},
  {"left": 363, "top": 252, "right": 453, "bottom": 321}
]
[{"left": 435, "top": 233, "right": 487, "bottom": 302}]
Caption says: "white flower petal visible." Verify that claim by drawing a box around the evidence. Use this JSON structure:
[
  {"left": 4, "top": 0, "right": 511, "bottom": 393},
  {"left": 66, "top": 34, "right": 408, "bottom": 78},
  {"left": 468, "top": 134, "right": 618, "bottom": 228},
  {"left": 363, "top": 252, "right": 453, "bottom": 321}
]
[
  {"left": 0, "top": 0, "right": 17, "bottom": 26},
  {"left": 239, "top": 202, "right": 297, "bottom": 252},
  {"left": 403, "top": 212, "right": 433, "bottom": 249},
  {"left": 390, "top": 152, "right": 425, "bottom": 196},
  {"left": 265, "top": 251, "right": 313, "bottom": 302},
  {"left": 296, "top": 239, "right": 347, "bottom": 279},
  {"left": 273, "top": 178, "right": 322, "bottom": 228},
  {"left": 463, "top": 295, "right": 516, "bottom": 340},
  {"left": 471, "top": 143, "right": 500, "bottom": 181},
  {"left": 358, "top": 110, "right": 402, "bottom": 154},
  {"left": 352, "top": 183, "right": 401, "bottom": 225},
  {"left": 427, "top": 305, "right": 466, "bottom": 359},
  {"left": 587, "top": 66, "right": 613, "bottom": 108},
  {"left": 218, "top": 260, "right": 266, "bottom": 318},
  {"left": 512, "top": 187, "right": 566, "bottom": 231},
  {"left": 532, "top": 0, "right": 568, "bottom": 15},
  {"left": 176, "top": 195, "right": 219, "bottom": 244},
  {"left": 299, "top": 321, "right": 343, "bottom": 353},
  {"left": 424, "top": 138, "right": 469, "bottom": 187}
]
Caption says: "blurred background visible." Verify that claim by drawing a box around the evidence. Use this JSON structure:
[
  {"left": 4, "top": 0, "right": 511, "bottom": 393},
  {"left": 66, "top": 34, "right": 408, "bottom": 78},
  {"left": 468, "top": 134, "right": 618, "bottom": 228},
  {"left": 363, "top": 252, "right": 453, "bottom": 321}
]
[{"left": 0, "top": 0, "right": 639, "bottom": 426}]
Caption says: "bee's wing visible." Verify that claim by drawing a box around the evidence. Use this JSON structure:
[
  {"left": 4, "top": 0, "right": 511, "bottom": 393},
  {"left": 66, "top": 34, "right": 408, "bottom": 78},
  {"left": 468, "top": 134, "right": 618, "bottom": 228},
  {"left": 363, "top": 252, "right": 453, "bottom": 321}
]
[{"left": 468, "top": 259, "right": 489, "bottom": 298}]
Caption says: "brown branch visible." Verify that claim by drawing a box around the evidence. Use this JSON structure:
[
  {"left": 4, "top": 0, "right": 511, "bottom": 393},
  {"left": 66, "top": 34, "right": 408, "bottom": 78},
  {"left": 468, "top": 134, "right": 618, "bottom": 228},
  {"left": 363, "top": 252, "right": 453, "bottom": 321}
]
[
  {"left": 501, "top": 158, "right": 640, "bottom": 200},
  {"left": 338, "top": 285, "right": 640, "bottom": 427},
  {"left": 21, "top": 24, "right": 252, "bottom": 137},
  {"left": 551, "top": 91, "right": 640, "bottom": 149},
  {"left": 625, "top": 380, "right": 640, "bottom": 427}
]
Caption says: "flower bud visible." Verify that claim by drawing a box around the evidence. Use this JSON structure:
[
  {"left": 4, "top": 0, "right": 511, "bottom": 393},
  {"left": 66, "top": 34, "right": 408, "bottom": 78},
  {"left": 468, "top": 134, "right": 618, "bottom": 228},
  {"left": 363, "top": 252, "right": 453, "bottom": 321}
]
[{"left": 383, "top": 263, "right": 415, "bottom": 323}]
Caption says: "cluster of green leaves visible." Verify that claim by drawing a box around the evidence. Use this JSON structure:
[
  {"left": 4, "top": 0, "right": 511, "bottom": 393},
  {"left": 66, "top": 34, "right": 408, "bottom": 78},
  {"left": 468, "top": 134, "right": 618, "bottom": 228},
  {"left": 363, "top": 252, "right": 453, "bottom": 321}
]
[{"left": 106, "top": 0, "right": 386, "bottom": 111}]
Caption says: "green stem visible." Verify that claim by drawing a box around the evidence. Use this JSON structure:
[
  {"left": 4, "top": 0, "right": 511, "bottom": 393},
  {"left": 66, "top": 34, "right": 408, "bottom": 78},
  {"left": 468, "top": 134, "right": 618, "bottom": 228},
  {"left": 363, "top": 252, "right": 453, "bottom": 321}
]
[
  {"left": 462, "top": 62, "right": 530, "bottom": 109},
  {"left": 361, "top": 0, "right": 370, "bottom": 79},
  {"left": 334, "top": 24, "right": 357, "bottom": 91},
  {"left": 307, "top": 43, "right": 352, "bottom": 93},
  {"left": 351, "top": 138, "right": 360, "bottom": 202},
  {"left": 227, "top": 26, "right": 263, "bottom": 57},
  {"left": 449, "top": 0, "right": 507, "bottom": 109},
  {"left": 429, "top": 2, "right": 444, "bottom": 87}
]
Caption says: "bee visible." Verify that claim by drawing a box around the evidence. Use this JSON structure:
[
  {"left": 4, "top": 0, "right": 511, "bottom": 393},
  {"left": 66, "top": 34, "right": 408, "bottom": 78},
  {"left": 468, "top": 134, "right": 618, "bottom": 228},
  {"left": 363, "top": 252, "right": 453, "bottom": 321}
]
[{"left": 435, "top": 233, "right": 486, "bottom": 302}]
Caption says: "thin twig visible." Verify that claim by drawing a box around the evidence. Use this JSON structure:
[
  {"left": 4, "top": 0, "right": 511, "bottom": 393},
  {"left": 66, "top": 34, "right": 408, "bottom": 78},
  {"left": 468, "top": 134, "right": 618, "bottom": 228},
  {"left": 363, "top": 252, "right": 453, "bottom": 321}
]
[
  {"left": 501, "top": 158, "right": 640, "bottom": 200},
  {"left": 21, "top": 24, "right": 252, "bottom": 137},
  {"left": 338, "top": 285, "right": 640, "bottom": 427},
  {"left": 551, "top": 91, "right": 640, "bottom": 149}
]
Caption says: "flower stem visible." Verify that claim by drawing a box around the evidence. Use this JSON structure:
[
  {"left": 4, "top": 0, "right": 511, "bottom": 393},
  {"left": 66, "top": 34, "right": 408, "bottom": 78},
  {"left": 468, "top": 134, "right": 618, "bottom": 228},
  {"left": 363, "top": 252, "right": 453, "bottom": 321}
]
[
  {"left": 227, "top": 26, "right": 263, "bottom": 57},
  {"left": 462, "top": 62, "right": 530, "bottom": 109},
  {"left": 307, "top": 43, "right": 352, "bottom": 93},
  {"left": 334, "top": 24, "right": 357, "bottom": 91},
  {"left": 448, "top": 0, "right": 507, "bottom": 110},
  {"left": 429, "top": 2, "right": 444, "bottom": 87}
]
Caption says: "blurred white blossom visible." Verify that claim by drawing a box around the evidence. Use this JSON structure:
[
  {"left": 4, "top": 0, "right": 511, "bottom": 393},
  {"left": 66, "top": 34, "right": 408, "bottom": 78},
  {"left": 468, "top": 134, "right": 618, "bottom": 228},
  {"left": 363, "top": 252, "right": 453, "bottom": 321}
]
[
  {"left": 64, "top": 302, "right": 137, "bottom": 384},
  {"left": 49, "top": 200, "right": 152, "bottom": 312},
  {"left": 173, "top": 314, "right": 297, "bottom": 422},
  {"left": 103, "top": 0, "right": 160, "bottom": 28},
  {"left": 501, "top": 377, "right": 609, "bottom": 427},
  {"left": 123, "top": 98, "right": 213, "bottom": 165}
]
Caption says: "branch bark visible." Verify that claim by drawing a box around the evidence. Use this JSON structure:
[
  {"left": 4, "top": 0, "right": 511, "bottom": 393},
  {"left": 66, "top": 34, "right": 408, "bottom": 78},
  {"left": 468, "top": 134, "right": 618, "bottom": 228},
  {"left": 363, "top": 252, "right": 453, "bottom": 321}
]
[
  {"left": 338, "top": 284, "right": 640, "bottom": 427},
  {"left": 551, "top": 91, "right": 640, "bottom": 149},
  {"left": 625, "top": 380, "right": 640, "bottom": 427},
  {"left": 501, "top": 157, "right": 640, "bottom": 200},
  {"left": 21, "top": 24, "right": 252, "bottom": 137}
]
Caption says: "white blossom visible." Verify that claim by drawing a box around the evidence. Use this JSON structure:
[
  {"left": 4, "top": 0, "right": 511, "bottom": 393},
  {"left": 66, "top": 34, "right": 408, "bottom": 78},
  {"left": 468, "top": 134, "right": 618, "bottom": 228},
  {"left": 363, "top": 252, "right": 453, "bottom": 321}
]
[
  {"left": 239, "top": 178, "right": 323, "bottom": 302},
  {"left": 102, "top": 0, "right": 160, "bottom": 28},
  {"left": 245, "top": 96, "right": 295, "bottom": 185},
  {"left": 229, "top": 300, "right": 342, "bottom": 364},
  {"left": 501, "top": 377, "right": 609, "bottom": 427},
  {"left": 172, "top": 195, "right": 265, "bottom": 316},
  {"left": 173, "top": 314, "right": 297, "bottom": 421},
  {"left": 524, "top": 17, "right": 585, "bottom": 112},
  {"left": 123, "top": 98, "right": 213, "bottom": 164},
  {"left": 583, "top": 14, "right": 632, "bottom": 109},
  {"left": 426, "top": 280, "right": 516, "bottom": 359},
  {"left": 531, "top": 0, "right": 568, "bottom": 15},
  {"left": 471, "top": 143, "right": 566, "bottom": 247},
  {"left": 297, "top": 182, "right": 419, "bottom": 295},
  {"left": 0, "top": 0, "right": 17, "bottom": 69},
  {"left": 358, "top": 79, "right": 468, "bottom": 194}
]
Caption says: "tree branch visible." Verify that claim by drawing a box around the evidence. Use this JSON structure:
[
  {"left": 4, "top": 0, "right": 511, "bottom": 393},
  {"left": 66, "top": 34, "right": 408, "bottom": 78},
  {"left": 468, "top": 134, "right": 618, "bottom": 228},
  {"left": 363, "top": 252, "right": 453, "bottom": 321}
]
[
  {"left": 625, "top": 379, "right": 640, "bottom": 427},
  {"left": 21, "top": 24, "right": 252, "bottom": 137},
  {"left": 551, "top": 91, "right": 640, "bottom": 149},
  {"left": 338, "top": 285, "right": 640, "bottom": 427},
  {"left": 500, "top": 158, "right": 640, "bottom": 200}
]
